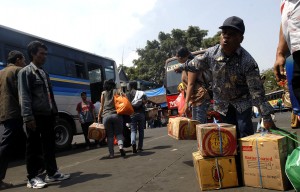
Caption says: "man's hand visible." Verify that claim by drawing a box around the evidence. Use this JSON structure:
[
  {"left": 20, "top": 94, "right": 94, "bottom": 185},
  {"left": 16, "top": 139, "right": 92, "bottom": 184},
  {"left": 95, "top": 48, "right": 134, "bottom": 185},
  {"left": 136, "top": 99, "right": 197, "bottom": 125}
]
[
  {"left": 274, "top": 55, "right": 287, "bottom": 83},
  {"left": 174, "top": 64, "right": 184, "bottom": 73},
  {"left": 262, "top": 115, "right": 277, "bottom": 131},
  {"left": 26, "top": 120, "right": 36, "bottom": 131},
  {"left": 182, "top": 102, "right": 190, "bottom": 116}
]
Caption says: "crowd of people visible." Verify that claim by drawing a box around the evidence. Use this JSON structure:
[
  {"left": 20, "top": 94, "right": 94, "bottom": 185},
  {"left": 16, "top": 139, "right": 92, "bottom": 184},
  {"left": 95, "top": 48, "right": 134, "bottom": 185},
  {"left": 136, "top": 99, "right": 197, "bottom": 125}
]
[{"left": 1, "top": 1, "right": 300, "bottom": 189}]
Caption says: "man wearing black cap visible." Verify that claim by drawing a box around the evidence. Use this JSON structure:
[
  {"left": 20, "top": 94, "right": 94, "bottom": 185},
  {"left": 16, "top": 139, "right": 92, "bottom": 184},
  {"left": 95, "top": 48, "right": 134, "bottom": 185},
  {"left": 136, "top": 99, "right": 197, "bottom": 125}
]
[
  {"left": 180, "top": 16, "right": 275, "bottom": 135},
  {"left": 179, "top": 15, "right": 276, "bottom": 186}
]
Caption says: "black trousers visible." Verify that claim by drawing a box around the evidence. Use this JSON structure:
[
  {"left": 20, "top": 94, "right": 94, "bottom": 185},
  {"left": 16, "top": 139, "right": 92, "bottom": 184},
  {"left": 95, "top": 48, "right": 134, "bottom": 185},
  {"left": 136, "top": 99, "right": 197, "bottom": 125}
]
[
  {"left": 26, "top": 115, "right": 58, "bottom": 180},
  {"left": 292, "top": 51, "right": 300, "bottom": 104},
  {"left": 0, "top": 118, "right": 23, "bottom": 181}
]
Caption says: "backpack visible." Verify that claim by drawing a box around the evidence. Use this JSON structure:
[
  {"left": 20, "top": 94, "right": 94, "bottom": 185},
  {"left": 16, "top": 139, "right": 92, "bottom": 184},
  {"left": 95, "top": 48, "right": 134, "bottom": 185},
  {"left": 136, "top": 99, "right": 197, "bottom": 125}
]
[{"left": 131, "top": 90, "right": 145, "bottom": 108}]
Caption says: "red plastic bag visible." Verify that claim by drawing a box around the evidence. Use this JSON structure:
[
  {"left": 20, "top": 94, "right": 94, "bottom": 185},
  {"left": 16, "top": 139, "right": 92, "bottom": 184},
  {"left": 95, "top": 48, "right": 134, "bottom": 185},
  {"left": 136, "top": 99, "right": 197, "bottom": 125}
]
[{"left": 175, "top": 91, "right": 185, "bottom": 116}]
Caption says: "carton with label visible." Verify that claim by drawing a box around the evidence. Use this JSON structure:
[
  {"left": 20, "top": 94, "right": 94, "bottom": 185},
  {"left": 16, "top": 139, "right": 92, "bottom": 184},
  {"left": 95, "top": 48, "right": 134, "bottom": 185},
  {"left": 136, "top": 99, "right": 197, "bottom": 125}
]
[
  {"left": 240, "top": 133, "right": 291, "bottom": 191},
  {"left": 88, "top": 123, "right": 106, "bottom": 141},
  {"left": 192, "top": 151, "right": 238, "bottom": 191},
  {"left": 167, "top": 117, "right": 200, "bottom": 140},
  {"left": 196, "top": 123, "right": 237, "bottom": 157}
]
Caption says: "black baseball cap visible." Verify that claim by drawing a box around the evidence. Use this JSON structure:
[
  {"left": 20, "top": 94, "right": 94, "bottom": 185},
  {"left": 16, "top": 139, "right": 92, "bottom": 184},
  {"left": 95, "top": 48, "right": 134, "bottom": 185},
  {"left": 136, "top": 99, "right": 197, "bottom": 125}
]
[{"left": 219, "top": 16, "right": 245, "bottom": 35}]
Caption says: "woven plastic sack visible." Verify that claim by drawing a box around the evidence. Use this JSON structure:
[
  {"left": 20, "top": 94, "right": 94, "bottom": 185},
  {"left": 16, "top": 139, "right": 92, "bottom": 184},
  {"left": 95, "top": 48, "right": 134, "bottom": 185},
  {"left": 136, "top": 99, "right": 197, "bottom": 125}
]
[{"left": 286, "top": 147, "right": 300, "bottom": 191}]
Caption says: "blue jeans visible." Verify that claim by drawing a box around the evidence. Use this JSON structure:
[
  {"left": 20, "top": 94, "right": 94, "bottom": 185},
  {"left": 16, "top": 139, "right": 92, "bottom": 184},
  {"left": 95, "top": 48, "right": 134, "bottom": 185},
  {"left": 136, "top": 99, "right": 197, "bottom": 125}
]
[
  {"left": 220, "top": 104, "right": 254, "bottom": 139},
  {"left": 103, "top": 114, "right": 124, "bottom": 155},
  {"left": 130, "top": 112, "right": 145, "bottom": 149},
  {"left": 192, "top": 100, "right": 210, "bottom": 123}
]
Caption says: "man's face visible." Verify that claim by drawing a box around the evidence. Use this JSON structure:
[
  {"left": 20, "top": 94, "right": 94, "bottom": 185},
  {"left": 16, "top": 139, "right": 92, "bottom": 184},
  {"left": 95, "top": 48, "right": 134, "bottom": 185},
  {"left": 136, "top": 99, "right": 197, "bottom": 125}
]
[
  {"left": 81, "top": 94, "right": 87, "bottom": 101},
  {"left": 33, "top": 47, "right": 47, "bottom": 66},
  {"left": 176, "top": 55, "right": 188, "bottom": 64},
  {"left": 220, "top": 28, "right": 243, "bottom": 56}
]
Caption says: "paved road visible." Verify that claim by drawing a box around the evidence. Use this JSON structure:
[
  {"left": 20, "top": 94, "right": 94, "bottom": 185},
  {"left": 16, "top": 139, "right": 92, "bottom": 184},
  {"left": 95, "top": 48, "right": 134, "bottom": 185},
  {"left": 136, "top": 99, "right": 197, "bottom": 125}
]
[{"left": 2, "top": 111, "right": 298, "bottom": 192}]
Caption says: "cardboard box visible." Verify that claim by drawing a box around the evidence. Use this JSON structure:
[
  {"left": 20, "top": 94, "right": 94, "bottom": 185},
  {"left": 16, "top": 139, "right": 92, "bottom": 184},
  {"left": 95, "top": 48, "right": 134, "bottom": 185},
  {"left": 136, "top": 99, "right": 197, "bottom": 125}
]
[
  {"left": 167, "top": 117, "right": 200, "bottom": 140},
  {"left": 196, "top": 123, "right": 237, "bottom": 157},
  {"left": 88, "top": 123, "right": 106, "bottom": 141},
  {"left": 192, "top": 151, "right": 238, "bottom": 191},
  {"left": 240, "top": 133, "right": 292, "bottom": 191}
]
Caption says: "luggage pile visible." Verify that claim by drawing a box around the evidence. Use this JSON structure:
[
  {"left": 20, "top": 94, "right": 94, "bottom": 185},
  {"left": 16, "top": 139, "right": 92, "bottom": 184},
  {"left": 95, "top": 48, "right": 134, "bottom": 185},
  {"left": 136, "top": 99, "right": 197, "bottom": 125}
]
[
  {"left": 193, "top": 123, "right": 239, "bottom": 191},
  {"left": 167, "top": 117, "right": 299, "bottom": 191}
]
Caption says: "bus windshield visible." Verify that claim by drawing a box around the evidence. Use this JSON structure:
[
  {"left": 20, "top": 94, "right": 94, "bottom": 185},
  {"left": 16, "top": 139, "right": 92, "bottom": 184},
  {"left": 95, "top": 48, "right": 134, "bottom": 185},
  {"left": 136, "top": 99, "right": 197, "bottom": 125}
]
[{"left": 165, "top": 59, "right": 182, "bottom": 95}]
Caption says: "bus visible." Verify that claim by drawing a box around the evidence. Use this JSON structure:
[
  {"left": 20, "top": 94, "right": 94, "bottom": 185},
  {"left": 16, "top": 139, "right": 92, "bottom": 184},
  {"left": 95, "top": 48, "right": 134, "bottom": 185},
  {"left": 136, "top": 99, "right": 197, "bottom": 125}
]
[
  {"left": 0, "top": 25, "right": 120, "bottom": 150},
  {"left": 164, "top": 49, "right": 219, "bottom": 122},
  {"left": 265, "top": 90, "right": 285, "bottom": 110}
]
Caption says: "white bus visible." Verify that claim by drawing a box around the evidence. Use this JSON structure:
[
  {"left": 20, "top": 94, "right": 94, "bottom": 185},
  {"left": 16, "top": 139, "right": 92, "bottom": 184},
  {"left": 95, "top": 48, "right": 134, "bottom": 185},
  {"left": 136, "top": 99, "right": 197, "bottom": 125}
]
[{"left": 0, "top": 25, "right": 120, "bottom": 150}]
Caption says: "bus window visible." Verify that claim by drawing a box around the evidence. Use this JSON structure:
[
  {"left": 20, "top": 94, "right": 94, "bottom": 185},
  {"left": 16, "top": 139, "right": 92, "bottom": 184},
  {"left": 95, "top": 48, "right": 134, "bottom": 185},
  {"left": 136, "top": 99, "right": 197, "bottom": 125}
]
[
  {"left": 0, "top": 48, "right": 4, "bottom": 66},
  {"left": 75, "top": 62, "right": 86, "bottom": 79},
  {"left": 88, "top": 68, "right": 102, "bottom": 83},
  {"left": 105, "top": 65, "right": 115, "bottom": 80},
  {"left": 165, "top": 59, "right": 182, "bottom": 94},
  {"left": 65, "top": 60, "right": 86, "bottom": 79},
  {"left": 45, "top": 55, "right": 65, "bottom": 75}
]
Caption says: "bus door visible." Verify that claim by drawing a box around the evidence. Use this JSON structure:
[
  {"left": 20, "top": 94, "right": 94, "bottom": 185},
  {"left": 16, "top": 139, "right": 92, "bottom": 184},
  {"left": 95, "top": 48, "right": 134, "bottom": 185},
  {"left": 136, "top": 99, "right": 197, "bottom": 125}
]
[{"left": 87, "top": 62, "right": 103, "bottom": 103}]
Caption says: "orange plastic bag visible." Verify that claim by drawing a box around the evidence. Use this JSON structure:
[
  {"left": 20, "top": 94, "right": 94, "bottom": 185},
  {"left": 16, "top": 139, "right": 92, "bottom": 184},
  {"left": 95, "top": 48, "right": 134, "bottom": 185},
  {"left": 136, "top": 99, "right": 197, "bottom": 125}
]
[
  {"left": 175, "top": 91, "right": 185, "bottom": 116},
  {"left": 114, "top": 94, "right": 134, "bottom": 115}
]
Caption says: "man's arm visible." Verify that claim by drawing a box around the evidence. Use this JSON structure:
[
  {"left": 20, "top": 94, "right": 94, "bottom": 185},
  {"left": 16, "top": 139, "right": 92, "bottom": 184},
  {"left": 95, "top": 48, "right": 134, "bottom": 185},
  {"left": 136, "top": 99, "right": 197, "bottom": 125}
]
[
  {"left": 18, "top": 69, "right": 35, "bottom": 129},
  {"left": 183, "top": 71, "right": 197, "bottom": 114},
  {"left": 98, "top": 94, "right": 104, "bottom": 123},
  {"left": 274, "top": 24, "right": 289, "bottom": 82}
]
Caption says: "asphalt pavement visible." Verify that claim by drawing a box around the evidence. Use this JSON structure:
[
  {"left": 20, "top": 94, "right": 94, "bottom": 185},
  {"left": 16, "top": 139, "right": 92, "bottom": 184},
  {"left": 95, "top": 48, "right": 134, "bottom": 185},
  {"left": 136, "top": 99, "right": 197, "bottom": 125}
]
[{"left": 2, "top": 111, "right": 299, "bottom": 192}]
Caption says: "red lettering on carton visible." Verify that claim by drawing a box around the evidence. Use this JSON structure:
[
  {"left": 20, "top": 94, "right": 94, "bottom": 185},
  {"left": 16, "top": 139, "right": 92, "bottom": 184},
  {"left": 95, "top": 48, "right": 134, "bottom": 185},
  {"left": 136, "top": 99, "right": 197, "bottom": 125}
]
[{"left": 242, "top": 146, "right": 252, "bottom": 151}]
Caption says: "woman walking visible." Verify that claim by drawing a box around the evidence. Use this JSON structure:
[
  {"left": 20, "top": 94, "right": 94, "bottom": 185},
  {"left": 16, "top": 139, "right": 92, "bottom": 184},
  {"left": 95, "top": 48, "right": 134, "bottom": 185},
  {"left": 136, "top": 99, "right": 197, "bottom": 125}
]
[{"left": 98, "top": 79, "right": 125, "bottom": 158}]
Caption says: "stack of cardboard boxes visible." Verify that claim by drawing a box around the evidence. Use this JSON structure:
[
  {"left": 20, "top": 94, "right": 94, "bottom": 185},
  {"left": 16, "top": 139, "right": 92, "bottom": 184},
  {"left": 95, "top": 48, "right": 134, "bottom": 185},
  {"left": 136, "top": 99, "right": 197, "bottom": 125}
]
[
  {"left": 192, "top": 123, "right": 239, "bottom": 190},
  {"left": 167, "top": 116, "right": 296, "bottom": 191}
]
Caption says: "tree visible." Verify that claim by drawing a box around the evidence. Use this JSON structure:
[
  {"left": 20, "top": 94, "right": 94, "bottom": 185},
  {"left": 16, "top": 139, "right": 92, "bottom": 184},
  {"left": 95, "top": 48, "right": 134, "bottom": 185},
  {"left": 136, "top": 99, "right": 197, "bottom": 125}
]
[
  {"left": 127, "top": 26, "right": 217, "bottom": 84},
  {"left": 260, "top": 68, "right": 282, "bottom": 93}
]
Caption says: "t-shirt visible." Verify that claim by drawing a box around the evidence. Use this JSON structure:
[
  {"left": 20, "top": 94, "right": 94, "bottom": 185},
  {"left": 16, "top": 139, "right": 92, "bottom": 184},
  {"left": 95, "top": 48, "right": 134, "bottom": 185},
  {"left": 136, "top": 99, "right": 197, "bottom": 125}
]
[{"left": 76, "top": 101, "right": 95, "bottom": 123}]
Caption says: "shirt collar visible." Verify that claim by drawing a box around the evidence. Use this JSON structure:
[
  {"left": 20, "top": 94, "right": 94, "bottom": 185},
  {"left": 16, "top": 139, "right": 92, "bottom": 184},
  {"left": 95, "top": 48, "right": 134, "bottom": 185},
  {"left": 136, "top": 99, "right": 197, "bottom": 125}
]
[
  {"left": 30, "top": 62, "right": 45, "bottom": 71},
  {"left": 215, "top": 45, "right": 242, "bottom": 62}
]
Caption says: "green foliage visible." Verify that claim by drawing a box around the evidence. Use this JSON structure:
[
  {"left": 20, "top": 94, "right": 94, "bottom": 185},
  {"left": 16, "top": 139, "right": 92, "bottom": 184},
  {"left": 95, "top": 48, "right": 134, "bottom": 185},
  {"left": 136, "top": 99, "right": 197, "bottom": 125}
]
[
  {"left": 261, "top": 68, "right": 282, "bottom": 93},
  {"left": 126, "top": 26, "right": 218, "bottom": 84}
]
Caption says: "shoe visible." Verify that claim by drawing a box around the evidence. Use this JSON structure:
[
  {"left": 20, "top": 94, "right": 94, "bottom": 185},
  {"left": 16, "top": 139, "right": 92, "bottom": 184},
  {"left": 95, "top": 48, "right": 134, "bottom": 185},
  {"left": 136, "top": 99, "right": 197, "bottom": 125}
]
[
  {"left": 120, "top": 149, "right": 126, "bottom": 157},
  {"left": 0, "top": 180, "right": 13, "bottom": 189},
  {"left": 132, "top": 144, "right": 137, "bottom": 153},
  {"left": 27, "top": 177, "right": 47, "bottom": 189},
  {"left": 137, "top": 148, "right": 143, "bottom": 152},
  {"left": 96, "top": 144, "right": 101, "bottom": 148},
  {"left": 45, "top": 171, "right": 70, "bottom": 183}
]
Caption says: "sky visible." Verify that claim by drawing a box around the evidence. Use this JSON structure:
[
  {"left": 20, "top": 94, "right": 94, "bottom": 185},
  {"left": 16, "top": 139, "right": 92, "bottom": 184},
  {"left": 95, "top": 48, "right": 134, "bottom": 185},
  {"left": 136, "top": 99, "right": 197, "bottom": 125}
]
[{"left": 0, "top": 0, "right": 281, "bottom": 71}]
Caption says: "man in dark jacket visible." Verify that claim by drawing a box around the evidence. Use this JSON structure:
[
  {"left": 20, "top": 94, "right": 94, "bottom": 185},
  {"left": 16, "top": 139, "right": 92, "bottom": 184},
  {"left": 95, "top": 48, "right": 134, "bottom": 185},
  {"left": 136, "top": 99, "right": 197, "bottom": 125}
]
[
  {"left": 126, "top": 81, "right": 147, "bottom": 153},
  {"left": 18, "top": 41, "right": 70, "bottom": 189},
  {"left": 0, "top": 50, "right": 25, "bottom": 189}
]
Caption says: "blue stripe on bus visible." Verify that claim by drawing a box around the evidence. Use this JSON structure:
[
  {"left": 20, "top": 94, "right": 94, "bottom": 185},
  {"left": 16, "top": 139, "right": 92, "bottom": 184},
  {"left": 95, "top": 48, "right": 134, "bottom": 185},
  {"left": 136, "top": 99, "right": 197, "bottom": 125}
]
[
  {"left": 51, "top": 79, "right": 90, "bottom": 90},
  {"left": 50, "top": 74, "right": 89, "bottom": 84}
]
